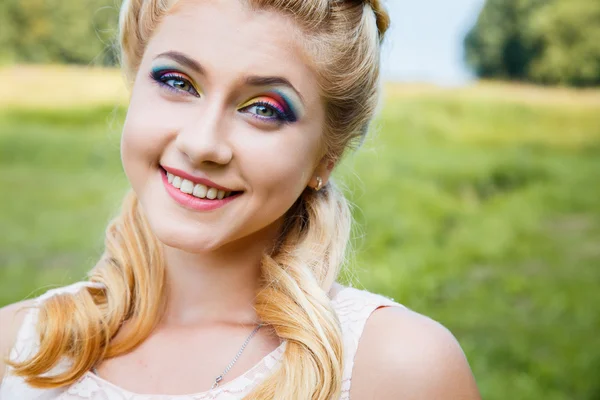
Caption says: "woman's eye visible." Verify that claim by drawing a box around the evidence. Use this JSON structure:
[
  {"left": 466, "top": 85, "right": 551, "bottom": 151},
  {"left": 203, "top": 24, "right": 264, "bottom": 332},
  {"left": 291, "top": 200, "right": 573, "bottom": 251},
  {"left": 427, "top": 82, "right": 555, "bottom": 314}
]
[
  {"left": 150, "top": 70, "right": 200, "bottom": 97},
  {"left": 240, "top": 101, "right": 290, "bottom": 123},
  {"left": 251, "top": 105, "right": 276, "bottom": 118},
  {"left": 161, "top": 76, "right": 199, "bottom": 96},
  {"left": 166, "top": 78, "right": 193, "bottom": 92}
]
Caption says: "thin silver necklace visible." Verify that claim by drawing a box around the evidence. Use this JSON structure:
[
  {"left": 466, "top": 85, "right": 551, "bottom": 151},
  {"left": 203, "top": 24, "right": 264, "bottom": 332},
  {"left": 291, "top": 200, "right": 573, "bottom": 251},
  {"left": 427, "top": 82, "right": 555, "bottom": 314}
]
[
  {"left": 211, "top": 323, "right": 264, "bottom": 389},
  {"left": 91, "top": 323, "right": 264, "bottom": 391}
]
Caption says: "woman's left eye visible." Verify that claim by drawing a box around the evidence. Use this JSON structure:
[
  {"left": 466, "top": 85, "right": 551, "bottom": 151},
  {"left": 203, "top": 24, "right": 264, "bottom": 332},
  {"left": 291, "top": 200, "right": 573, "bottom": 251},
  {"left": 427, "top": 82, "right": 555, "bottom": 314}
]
[
  {"left": 240, "top": 102, "right": 290, "bottom": 123},
  {"left": 248, "top": 105, "right": 276, "bottom": 118}
]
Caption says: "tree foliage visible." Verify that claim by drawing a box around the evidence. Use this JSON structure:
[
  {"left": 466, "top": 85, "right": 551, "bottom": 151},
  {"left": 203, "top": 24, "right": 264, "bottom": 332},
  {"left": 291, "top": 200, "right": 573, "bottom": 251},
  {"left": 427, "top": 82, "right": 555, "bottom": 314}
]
[
  {"left": 0, "top": 0, "right": 120, "bottom": 66},
  {"left": 465, "top": 0, "right": 600, "bottom": 86}
]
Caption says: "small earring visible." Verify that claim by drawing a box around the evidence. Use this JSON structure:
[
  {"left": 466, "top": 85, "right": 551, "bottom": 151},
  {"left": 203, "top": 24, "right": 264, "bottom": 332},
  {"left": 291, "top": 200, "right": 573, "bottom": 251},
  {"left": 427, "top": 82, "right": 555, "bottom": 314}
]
[{"left": 315, "top": 177, "right": 323, "bottom": 191}]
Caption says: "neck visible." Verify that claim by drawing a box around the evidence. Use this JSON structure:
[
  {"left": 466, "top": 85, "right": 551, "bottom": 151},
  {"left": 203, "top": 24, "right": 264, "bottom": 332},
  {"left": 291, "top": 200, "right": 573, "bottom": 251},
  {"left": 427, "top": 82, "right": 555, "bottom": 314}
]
[{"left": 160, "top": 223, "right": 282, "bottom": 327}]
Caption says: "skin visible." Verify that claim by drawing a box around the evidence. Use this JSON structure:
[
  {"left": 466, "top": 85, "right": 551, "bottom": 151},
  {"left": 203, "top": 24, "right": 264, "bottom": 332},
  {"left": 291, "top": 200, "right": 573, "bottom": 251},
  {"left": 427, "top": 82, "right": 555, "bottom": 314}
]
[{"left": 0, "top": 0, "right": 481, "bottom": 398}]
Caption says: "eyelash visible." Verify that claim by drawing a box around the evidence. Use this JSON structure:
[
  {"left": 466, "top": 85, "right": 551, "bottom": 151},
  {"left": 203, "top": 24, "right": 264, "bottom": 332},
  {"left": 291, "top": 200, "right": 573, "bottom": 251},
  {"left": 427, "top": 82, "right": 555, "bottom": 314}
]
[{"left": 149, "top": 69, "right": 296, "bottom": 124}]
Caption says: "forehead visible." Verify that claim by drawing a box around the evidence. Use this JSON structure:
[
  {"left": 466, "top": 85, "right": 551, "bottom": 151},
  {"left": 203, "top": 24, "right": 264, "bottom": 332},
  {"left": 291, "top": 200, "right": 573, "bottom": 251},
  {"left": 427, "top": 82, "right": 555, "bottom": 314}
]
[{"left": 146, "top": 0, "right": 318, "bottom": 96}]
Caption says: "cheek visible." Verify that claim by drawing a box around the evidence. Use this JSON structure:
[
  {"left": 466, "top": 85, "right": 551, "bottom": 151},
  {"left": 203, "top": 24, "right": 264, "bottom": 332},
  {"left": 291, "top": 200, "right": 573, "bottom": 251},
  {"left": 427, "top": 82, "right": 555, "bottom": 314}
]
[
  {"left": 120, "top": 113, "right": 161, "bottom": 191},
  {"left": 120, "top": 87, "right": 179, "bottom": 182},
  {"left": 121, "top": 112, "right": 163, "bottom": 162},
  {"left": 235, "top": 129, "right": 320, "bottom": 197}
]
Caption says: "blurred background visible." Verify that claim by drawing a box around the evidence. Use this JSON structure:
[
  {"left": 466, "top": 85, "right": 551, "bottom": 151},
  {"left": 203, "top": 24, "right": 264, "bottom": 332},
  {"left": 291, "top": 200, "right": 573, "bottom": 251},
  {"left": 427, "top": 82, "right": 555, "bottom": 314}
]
[{"left": 0, "top": 0, "right": 599, "bottom": 398}]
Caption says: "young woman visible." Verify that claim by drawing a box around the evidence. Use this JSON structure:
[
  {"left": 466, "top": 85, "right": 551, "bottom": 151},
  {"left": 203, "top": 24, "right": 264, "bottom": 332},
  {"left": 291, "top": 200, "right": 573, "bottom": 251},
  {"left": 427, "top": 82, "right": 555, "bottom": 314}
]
[{"left": 0, "top": 0, "right": 481, "bottom": 398}]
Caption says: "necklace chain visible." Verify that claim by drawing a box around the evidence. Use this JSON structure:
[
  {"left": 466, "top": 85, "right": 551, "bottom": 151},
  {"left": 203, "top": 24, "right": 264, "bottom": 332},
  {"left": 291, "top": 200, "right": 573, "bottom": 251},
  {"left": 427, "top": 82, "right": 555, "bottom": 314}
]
[
  {"left": 211, "top": 323, "right": 264, "bottom": 390},
  {"left": 91, "top": 323, "right": 265, "bottom": 391}
]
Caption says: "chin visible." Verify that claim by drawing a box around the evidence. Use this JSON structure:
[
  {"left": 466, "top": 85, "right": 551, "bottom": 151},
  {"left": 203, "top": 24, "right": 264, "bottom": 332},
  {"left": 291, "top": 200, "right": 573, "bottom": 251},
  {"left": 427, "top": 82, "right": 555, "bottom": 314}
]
[
  {"left": 147, "top": 213, "right": 231, "bottom": 254},
  {"left": 161, "top": 236, "right": 224, "bottom": 254},
  {"left": 158, "top": 229, "right": 228, "bottom": 254}
]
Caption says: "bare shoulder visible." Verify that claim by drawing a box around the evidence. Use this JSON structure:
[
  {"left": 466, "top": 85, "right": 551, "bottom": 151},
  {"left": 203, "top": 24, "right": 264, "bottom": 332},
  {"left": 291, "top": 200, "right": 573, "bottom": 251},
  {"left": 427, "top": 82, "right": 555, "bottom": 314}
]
[
  {"left": 350, "top": 305, "right": 481, "bottom": 399},
  {"left": 0, "top": 300, "right": 35, "bottom": 382}
]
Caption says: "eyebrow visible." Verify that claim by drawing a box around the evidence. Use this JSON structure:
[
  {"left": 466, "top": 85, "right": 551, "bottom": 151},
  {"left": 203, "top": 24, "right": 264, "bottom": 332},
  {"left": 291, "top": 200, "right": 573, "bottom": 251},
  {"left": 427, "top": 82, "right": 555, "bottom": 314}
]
[{"left": 153, "top": 51, "right": 306, "bottom": 106}]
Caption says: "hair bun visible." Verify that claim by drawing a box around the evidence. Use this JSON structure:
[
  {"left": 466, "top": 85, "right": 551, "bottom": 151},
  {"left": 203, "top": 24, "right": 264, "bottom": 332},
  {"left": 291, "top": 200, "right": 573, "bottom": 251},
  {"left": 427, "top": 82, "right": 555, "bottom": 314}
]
[{"left": 362, "top": 0, "right": 391, "bottom": 41}]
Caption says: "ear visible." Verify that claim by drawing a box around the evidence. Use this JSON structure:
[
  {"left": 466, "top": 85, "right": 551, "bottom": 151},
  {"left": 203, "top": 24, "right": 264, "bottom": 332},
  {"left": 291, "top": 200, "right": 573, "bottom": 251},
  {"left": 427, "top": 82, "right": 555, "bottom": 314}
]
[{"left": 308, "top": 156, "right": 336, "bottom": 190}]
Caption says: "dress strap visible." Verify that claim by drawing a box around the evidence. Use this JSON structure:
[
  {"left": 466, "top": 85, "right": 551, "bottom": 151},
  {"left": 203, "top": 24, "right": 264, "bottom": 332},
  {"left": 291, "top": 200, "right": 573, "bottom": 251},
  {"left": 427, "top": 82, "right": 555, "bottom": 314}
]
[
  {"left": 0, "top": 281, "right": 105, "bottom": 400},
  {"left": 331, "top": 287, "right": 406, "bottom": 399}
]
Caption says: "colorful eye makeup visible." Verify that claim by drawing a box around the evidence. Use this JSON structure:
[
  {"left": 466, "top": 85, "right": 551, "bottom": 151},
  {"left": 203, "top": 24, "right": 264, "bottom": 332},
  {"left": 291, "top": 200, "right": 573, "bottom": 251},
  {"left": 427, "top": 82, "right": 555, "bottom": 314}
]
[
  {"left": 150, "top": 66, "right": 200, "bottom": 97},
  {"left": 149, "top": 63, "right": 300, "bottom": 124},
  {"left": 238, "top": 91, "right": 298, "bottom": 124}
]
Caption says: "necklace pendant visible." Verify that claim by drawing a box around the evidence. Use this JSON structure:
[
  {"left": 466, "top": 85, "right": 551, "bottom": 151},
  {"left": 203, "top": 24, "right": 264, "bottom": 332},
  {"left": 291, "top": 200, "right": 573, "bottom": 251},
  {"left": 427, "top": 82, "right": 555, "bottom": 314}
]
[{"left": 212, "top": 375, "right": 224, "bottom": 390}]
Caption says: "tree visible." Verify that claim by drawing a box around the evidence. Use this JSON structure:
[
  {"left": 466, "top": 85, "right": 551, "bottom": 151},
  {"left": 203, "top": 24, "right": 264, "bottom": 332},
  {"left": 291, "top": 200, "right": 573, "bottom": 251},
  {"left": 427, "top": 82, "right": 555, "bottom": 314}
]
[
  {"left": 0, "top": 0, "right": 120, "bottom": 66},
  {"left": 529, "top": 0, "right": 600, "bottom": 86},
  {"left": 464, "top": 0, "right": 600, "bottom": 86}
]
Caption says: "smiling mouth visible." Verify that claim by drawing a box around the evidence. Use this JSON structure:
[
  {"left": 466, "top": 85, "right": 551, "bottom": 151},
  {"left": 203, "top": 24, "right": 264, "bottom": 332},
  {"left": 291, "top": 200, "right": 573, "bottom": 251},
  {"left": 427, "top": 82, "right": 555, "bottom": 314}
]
[{"left": 161, "top": 167, "right": 242, "bottom": 200}]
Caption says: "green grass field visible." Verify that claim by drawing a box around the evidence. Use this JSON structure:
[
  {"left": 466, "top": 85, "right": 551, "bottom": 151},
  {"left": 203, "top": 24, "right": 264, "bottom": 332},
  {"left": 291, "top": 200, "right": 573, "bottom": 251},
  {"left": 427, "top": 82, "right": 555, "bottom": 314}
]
[{"left": 1, "top": 67, "right": 599, "bottom": 399}]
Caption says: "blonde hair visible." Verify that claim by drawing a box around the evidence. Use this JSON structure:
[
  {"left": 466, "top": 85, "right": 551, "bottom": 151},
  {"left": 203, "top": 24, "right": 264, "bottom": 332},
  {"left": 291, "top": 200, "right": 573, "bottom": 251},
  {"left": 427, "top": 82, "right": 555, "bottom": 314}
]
[{"left": 8, "top": 0, "right": 390, "bottom": 398}]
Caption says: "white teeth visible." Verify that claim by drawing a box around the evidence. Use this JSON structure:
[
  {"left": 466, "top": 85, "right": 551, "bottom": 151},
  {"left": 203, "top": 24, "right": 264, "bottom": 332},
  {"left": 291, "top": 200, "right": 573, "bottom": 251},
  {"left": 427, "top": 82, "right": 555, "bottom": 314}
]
[
  {"left": 172, "top": 176, "right": 182, "bottom": 189},
  {"left": 192, "top": 184, "right": 208, "bottom": 198},
  {"left": 167, "top": 170, "right": 234, "bottom": 200},
  {"left": 180, "top": 179, "right": 194, "bottom": 194},
  {"left": 206, "top": 187, "right": 218, "bottom": 200}
]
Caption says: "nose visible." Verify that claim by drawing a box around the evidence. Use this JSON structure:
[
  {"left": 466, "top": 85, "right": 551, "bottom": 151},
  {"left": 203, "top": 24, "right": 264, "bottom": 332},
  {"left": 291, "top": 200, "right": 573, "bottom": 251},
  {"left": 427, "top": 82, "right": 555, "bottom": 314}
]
[{"left": 174, "top": 102, "right": 233, "bottom": 166}]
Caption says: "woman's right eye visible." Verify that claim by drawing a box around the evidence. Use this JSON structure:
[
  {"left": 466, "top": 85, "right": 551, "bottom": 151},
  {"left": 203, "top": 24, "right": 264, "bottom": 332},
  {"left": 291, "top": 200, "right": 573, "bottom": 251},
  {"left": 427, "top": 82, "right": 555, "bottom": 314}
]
[{"left": 150, "top": 69, "right": 200, "bottom": 97}]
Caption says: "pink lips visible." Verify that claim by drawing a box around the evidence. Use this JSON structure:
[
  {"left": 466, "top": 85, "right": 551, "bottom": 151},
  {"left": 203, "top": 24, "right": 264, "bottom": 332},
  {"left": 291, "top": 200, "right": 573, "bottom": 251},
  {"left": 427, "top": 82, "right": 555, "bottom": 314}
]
[{"left": 160, "top": 169, "right": 241, "bottom": 212}]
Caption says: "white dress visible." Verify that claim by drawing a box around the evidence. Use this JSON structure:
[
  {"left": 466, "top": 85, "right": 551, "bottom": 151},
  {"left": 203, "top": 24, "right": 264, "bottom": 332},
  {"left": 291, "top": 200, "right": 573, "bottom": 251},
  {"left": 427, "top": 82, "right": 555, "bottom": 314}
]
[{"left": 0, "top": 281, "right": 406, "bottom": 399}]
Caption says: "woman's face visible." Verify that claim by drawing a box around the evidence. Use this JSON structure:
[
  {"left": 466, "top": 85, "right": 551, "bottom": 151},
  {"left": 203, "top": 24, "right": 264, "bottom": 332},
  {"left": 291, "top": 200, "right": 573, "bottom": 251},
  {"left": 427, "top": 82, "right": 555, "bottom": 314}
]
[{"left": 121, "top": 0, "right": 328, "bottom": 252}]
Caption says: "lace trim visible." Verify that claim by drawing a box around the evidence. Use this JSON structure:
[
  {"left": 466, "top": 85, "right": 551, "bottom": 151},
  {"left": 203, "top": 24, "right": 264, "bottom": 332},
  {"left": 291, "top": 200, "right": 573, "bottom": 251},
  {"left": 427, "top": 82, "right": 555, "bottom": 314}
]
[
  {"left": 60, "top": 340, "right": 288, "bottom": 400},
  {"left": 1, "top": 283, "right": 404, "bottom": 400}
]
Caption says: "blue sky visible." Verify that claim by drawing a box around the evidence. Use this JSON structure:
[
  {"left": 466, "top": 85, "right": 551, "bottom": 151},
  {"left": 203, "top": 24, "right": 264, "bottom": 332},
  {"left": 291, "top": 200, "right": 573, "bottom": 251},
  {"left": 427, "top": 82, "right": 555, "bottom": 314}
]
[{"left": 381, "top": 0, "right": 485, "bottom": 85}]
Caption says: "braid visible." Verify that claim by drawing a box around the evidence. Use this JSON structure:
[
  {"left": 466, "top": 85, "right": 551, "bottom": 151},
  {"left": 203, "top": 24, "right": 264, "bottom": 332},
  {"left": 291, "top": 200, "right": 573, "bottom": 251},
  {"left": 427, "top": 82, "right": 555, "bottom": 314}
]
[{"left": 245, "top": 181, "right": 351, "bottom": 399}]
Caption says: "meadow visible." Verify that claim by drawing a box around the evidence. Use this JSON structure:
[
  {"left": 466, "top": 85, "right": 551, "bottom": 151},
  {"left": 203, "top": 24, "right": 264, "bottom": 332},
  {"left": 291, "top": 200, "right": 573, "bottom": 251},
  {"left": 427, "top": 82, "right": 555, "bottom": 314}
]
[{"left": 1, "top": 66, "right": 599, "bottom": 399}]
